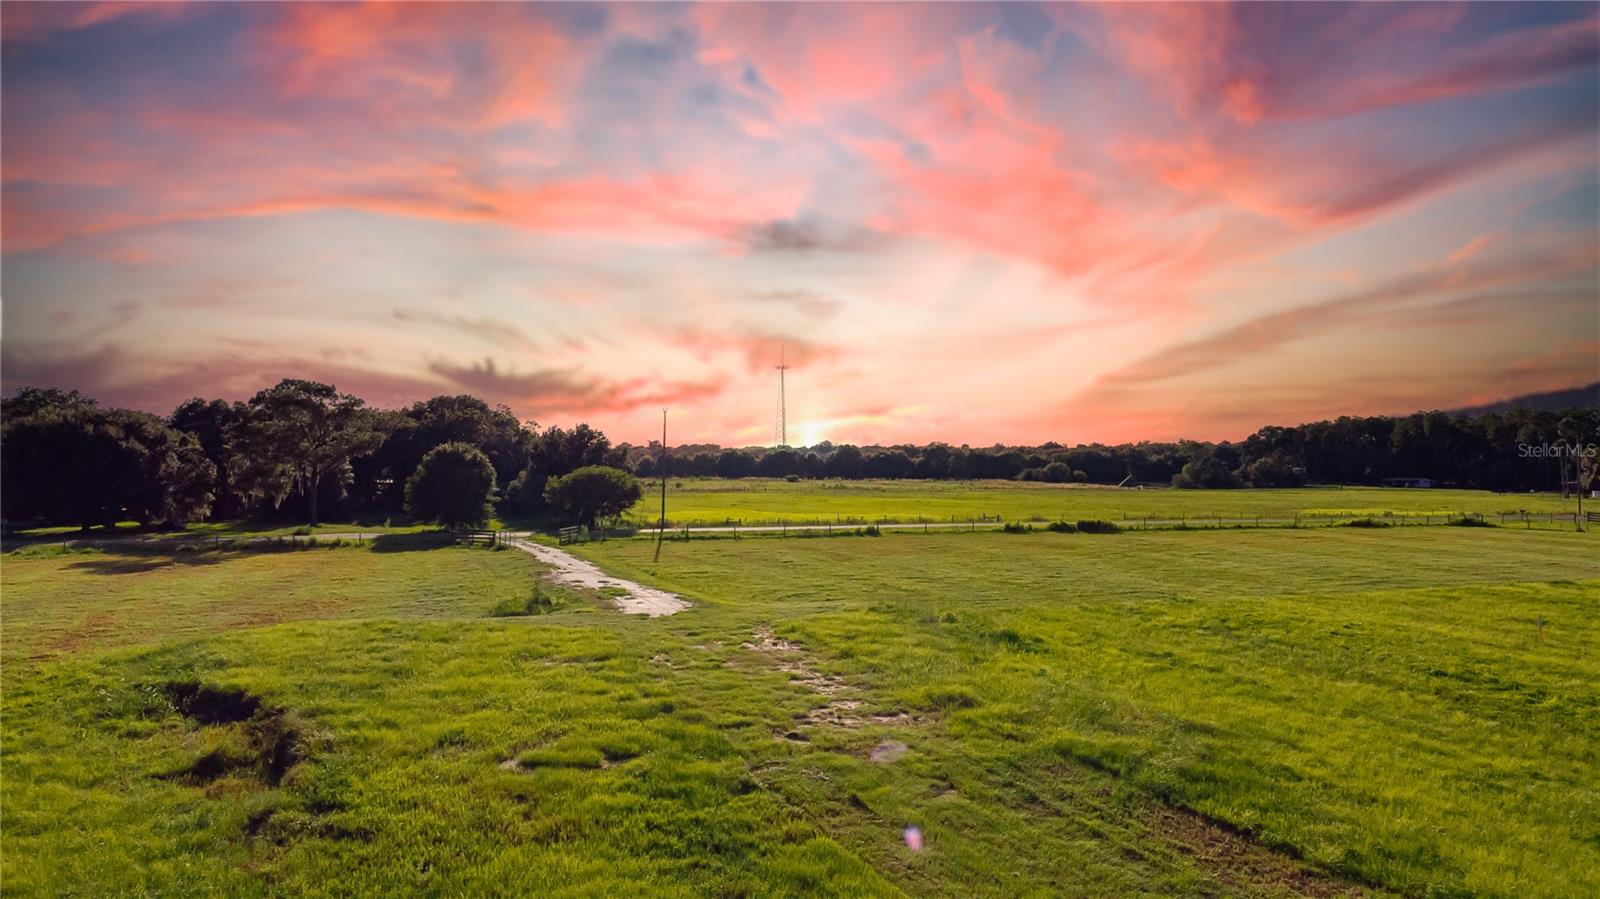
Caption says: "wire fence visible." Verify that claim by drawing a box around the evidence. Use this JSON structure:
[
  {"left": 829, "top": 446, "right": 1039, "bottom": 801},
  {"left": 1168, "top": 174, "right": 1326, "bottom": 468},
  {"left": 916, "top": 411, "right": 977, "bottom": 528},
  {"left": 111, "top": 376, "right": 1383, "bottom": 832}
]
[
  {"left": 607, "top": 508, "right": 1593, "bottom": 541},
  {"left": 11, "top": 508, "right": 1590, "bottom": 552}
]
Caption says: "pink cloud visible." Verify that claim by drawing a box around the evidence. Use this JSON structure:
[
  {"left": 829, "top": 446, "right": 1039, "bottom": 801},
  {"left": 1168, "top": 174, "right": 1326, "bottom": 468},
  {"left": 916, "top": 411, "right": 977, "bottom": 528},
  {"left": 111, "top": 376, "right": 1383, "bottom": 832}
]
[
  {"left": 1, "top": 2, "right": 190, "bottom": 44},
  {"left": 4, "top": 3, "right": 1596, "bottom": 444},
  {"left": 1087, "top": 4, "right": 1599, "bottom": 125}
]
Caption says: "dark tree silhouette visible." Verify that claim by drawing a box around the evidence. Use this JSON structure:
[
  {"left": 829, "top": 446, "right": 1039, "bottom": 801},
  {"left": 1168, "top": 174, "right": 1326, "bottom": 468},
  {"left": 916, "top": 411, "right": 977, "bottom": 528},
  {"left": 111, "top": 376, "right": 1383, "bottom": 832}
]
[
  {"left": 405, "top": 442, "right": 497, "bottom": 527},
  {"left": 227, "top": 379, "right": 385, "bottom": 526}
]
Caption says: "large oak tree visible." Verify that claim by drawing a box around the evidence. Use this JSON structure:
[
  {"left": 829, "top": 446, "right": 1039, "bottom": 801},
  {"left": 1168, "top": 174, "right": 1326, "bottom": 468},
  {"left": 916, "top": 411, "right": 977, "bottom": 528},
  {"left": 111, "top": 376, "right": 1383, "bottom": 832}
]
[{"left": 227, "top": 379, "right": 386, "bottom": 526}]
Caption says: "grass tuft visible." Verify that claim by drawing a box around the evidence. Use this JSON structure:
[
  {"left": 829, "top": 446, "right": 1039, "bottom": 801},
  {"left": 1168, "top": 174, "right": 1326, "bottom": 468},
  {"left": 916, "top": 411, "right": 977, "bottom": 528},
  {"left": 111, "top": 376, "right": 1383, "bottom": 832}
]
[{"left": 488, "top": 584, "right": 559, "bottom": 617}]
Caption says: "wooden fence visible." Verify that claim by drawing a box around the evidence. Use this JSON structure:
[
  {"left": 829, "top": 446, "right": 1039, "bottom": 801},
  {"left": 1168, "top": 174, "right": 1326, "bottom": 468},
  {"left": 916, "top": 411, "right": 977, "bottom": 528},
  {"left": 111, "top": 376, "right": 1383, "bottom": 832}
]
[{"left": 453, "top": 529, "right": 502, "bottom": 547}]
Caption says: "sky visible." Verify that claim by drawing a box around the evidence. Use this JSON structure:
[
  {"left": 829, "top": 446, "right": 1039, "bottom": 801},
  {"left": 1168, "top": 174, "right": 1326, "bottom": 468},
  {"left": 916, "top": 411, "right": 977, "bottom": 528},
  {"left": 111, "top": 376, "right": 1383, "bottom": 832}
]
[{"left": 3, "top": 1, "right": 1598, "bottom": 447}]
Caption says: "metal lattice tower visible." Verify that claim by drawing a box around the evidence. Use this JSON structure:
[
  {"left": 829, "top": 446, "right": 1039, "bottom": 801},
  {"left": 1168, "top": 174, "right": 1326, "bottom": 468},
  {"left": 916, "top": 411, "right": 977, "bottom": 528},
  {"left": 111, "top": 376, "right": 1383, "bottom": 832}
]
[{"left": 775, "top": 344, "right": 790, "bottom": 447}]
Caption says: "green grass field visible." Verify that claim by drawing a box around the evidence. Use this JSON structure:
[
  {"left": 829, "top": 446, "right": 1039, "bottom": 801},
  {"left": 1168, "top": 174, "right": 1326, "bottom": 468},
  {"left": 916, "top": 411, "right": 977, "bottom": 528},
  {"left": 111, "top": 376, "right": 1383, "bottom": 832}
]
[
  {"left": 3, "top": 508, "right": 1596, "bottom": 895},
  {"left": 625, "top": 479, "right": 1582, "bottom": 527}
]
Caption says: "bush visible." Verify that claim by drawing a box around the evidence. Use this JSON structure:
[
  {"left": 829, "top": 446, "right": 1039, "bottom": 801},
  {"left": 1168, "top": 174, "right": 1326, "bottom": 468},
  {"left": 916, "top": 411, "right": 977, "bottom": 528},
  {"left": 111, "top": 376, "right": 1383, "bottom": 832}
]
[
  {"left": 1076, "top": 519, "right": 1120, "bottom": 534},
  {"left": 1041, "top": 461, "right": 1073, "bottom": 483},
  {"left": 405, "top": 442, "right": 496, "bottom": 528},
  {"left": 1448, "top": 516, "right": 1495, "bottom": 528},
  {"left": 1342, "top": 517, "right": 1391, "bottom": 528},
  {"left": 1002, "top": 522, "right": 1031, "bottom": 533},
  {"left": 1238, "top": 454, "right": 1305, "bottom": 488},
  {"left": 1045, "top": 521, "right": 1077, "bottom": 533},
  {"left": 543, "top": 465, "right": 642, "bottom": 528}
]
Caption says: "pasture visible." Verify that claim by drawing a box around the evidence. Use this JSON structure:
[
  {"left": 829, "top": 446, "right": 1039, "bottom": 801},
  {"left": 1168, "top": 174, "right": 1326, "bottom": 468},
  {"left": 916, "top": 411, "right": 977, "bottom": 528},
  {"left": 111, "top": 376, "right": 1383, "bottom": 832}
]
[
  {"left": 623, "top": 479, "right": 1582, "bottom": 528},
  {"left": 2, "top": 503, "right": 1596, "bottom": 895}
]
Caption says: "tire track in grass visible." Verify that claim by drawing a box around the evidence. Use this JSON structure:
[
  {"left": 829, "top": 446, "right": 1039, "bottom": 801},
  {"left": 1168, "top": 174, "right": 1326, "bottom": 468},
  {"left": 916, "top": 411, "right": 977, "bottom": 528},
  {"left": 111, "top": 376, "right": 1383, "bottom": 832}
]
[{"left": 738, "top": 625, "right": 1371, "bottom": 897}]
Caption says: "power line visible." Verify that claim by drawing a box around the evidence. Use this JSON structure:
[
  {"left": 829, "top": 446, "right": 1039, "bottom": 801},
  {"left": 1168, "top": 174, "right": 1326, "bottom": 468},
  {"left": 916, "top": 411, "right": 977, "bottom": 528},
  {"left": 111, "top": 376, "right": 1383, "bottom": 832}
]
[{"left": 654, "top": 408, "right": 667, "bottom": 562}]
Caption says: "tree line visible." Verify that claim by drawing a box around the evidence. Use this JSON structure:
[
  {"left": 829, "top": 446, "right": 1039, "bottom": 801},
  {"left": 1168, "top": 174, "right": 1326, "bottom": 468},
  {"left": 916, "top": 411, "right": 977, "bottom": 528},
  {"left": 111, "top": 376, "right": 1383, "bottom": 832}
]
[
  {"left": 1, "top": 380, "right": 639, "bottom": 531},
  {"left": 629, "top": 406, "right": 1599, "bottom": 493},
  {"left": 3, "top": 379, "right": 1596, "bottom": 532}
]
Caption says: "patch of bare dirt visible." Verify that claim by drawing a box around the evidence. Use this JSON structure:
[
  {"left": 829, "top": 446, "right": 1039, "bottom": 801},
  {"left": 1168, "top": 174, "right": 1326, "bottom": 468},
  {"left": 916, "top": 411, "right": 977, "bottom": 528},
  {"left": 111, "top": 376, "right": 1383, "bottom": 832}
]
[
  {"left": 1151, "top": 805, "right": 1368, "bottom": 898},
  {"left": 159, "top": 682, "right": 315, "bottom": 788},
  {"left": 40, "top": 611, "right": 119, "bottom": 659},
  {"left": 743, "top": 626, "right": 868, "bottom": 731},
  {"left": 742, "top": 627, "right": 929, "bottom": 740}
]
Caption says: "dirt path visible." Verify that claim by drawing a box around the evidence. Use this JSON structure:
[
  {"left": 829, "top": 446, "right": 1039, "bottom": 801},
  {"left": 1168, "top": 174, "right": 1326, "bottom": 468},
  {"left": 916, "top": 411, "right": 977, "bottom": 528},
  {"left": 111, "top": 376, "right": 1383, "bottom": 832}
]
[{"left": 504, "top": 538, "right": 689, "bottom": 617}]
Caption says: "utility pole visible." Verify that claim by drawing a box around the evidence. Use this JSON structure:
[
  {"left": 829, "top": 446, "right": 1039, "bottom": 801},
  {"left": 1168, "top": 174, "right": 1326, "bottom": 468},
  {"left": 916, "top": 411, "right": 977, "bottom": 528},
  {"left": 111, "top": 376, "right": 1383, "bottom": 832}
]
[
  {"left": 776, "top": 344, "right": 790, "bottom": 447},
  {"left": 654, "top": 408, "right": 667, "bottom": 562}
]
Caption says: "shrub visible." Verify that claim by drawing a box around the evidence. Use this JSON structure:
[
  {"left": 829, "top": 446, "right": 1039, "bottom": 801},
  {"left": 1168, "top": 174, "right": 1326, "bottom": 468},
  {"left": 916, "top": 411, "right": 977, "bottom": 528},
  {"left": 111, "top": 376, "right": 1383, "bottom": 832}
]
[
  {"left": 1448, "top": 516, "right": 1495, "bottom": 528},
  {"left": 405, "top": 442, "right": 496, "bottom": 527},
  {"left": 1076, "top": 519, "right": 1120, "bottom": 534},
  {"left": 1045, "top": 520, "right": 1077, "bottom": 533},
  {"left": 1342, "top": 517, "right": 1391, "bottom": 528},
  {"left": 1239, "top": 454, "right": 1305, "bottom": 488},
  {"left": 543, "top": 465, "right": 642, "bottom": 528},
  {"left": 1002, "top": 522, "right": 1031, "bottom": 533},
  {"left": 1041, "top": 461, "right": 1074, "bottom": 483}
]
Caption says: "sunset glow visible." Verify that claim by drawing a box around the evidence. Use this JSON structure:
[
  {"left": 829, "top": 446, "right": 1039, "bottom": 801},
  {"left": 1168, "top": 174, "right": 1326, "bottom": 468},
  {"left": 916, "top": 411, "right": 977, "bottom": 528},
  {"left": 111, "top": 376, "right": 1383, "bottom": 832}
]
[{"left": 3, "top": 2, "right": 1597, "bottom": 445}]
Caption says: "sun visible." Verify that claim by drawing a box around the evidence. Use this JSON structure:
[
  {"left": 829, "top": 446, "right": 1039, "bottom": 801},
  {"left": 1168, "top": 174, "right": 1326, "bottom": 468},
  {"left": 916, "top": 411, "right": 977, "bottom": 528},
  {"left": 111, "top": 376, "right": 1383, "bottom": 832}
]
[{"left": 794, "top": 420, "right": 828, "bottom": 448}]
